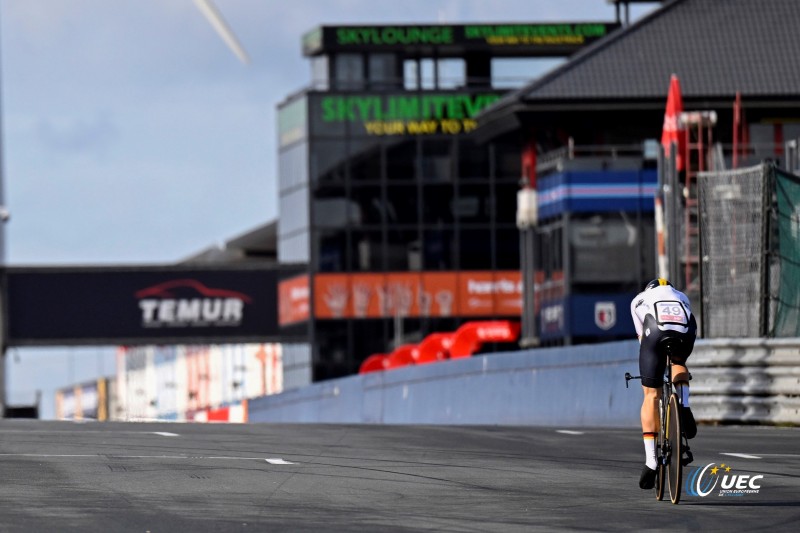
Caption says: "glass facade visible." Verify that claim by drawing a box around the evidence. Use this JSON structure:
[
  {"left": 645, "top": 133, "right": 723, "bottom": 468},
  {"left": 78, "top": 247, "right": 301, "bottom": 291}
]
[{"left": 278, "top": 86, "right": 520, "bottom": 380}]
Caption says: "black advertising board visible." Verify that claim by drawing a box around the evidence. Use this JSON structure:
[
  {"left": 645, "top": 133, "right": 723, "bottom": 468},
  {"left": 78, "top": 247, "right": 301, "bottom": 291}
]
[
  {"left": 302, "top": 23, "right": 621, "bottom": 57},
  {"left": 4, "top": 266, "right": 281, "bottom": 346}
]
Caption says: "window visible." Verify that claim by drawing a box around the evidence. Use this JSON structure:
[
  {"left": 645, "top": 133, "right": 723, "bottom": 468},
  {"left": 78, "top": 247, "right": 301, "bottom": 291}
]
[
  {"left": 350, "top": 141, "right": 383, "bottom": 182},
  {"left": 422, "top": 184, "right": 454, "bottom": 224},
  {"left": 316, "top": 229, "right": 346, "bottom": 272},
  {"left": 404, "top": 59, "right": 420, "bottom": 90},
  {"left": 437, "top": 59, "right": 465, "bottom": 89},
  {"left": 495, "top": 182, "right": 519, "bottom": 225},
  {"left": 386, "top": 228, "right": 420, "bottom": 271},
  {"left": 368, "top": 54, "right": 399, "bottom": 89},
  {"left": 495, "top": 228, "right": 519, "bottom": 269},
  {"left": 350, "top": 185, "right": 384, "bottom": 226},
  {"left": 569, "top": 214, "right": 651, "bottom": 283},
  {"left": 311, "top": 56, "right": 329, "bottom": 90},
  {"left": 313, "top": 185, "right": 359, "bottom": 228},
  {"left": 279, "top": 186, "right": 309, "bottom": 236},
  {"left": 459, "top": 229, "right": 492, "bottom": 270},
  {"left": 385, "top": 184, "right": 419, "bottom": 225},
  {"left": 279, "top": 230, "right": 309, "bottom": 264},
  {"left": 492, "top": 58, "right": 564, "bottom": 89},
  {"left": 387, "top": 140, "right": 417, "bottom": 181},
  {"left": 421, "top": 140, "right": 453, "bottom": 182},
  {"left": 493, "top": 142, "right": 522, "bottom": 181},
  {"left": 422, "top": 228, "right": 455, "bottom": 270},
  {"left": 334, "top": 54, "right": 364, "bottom": 91},
  {"left": 420, "top": 59, "right": 436, "bottom": 90},
  {"left": 350, "top": 229, "right": 383, "bottom": 271},
  {"left": 311, "top": 140, "right": 347, "bottom": 184},
  {"left": 279, "top": 142, "right": 308, "bottom": 192},
  {"left": 456, "top": 183, "right": 492, "bottom": 224},
  {"left": 458, "top": 139, "right": 490, "bottom": 180}
]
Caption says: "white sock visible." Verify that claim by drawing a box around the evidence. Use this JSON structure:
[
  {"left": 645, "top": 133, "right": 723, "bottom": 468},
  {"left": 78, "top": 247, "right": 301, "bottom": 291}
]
[
  {"left": 643, "top": 433, "right": 657, "bottom": 470},
  {"left": 677, "top": 383, "right": 690, "bottom": 407}
]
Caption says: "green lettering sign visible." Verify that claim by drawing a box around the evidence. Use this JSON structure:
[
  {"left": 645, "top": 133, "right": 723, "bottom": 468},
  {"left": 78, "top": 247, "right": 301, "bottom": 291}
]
[
  {"left": 319, "top": 93, "right": 501, "bottom": 125},
  {"left": 464, "top": 23, "right": 610, "bottom": 41},
  {"left": 336, "top": 26, "right": 454, "bottom": 46}
]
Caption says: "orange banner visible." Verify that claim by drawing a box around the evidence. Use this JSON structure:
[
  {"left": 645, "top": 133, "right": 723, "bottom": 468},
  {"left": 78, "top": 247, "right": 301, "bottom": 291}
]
[
  {"left": 314, "top": 270, "right": 521, "bottom": 320},
  {"left": 457, "top": 271, "right": 523, "bottom": 316},
  {"left": 278, "top": 274, "right": 310, "bottom": 326}
]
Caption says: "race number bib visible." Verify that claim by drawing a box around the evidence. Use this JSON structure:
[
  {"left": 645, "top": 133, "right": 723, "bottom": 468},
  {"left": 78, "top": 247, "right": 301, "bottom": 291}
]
[{"left": 654, "top": 301, "right": 688, "bottom": 326}]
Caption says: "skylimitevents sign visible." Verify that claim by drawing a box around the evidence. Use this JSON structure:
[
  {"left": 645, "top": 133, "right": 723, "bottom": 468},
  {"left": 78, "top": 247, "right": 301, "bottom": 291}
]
[
  {"left": 315, "top": 93, "right": 502, "bottom": 136},
  {"left": 5, "top": 268, "right": 280, "bottom": 346}
]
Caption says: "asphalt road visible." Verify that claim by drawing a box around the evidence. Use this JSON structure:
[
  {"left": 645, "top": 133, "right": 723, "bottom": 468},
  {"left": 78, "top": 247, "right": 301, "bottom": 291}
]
[{"left": 0, "top": 420, "right": 798, "bottom": 532}]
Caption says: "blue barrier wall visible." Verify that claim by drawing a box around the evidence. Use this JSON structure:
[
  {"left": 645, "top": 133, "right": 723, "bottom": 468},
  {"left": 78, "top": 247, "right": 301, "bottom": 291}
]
[{"left": 248, "top": 340, "right": 643, "bottom": 427}]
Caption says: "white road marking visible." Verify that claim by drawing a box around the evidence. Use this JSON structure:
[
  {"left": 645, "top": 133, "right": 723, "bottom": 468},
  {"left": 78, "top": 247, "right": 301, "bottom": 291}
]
[
  {"left": 720, "top": 453, "right": 762, "bottom": 460},
  {"left": 0, "top": 453, "right": 296, "bottom": 464},
  {"left": 556, "top": 430, "right": 584, "bottom": 435},
  {"left": 0, "top": 454, "right": 98, "bottom": 458},
  {"left": 152, "top": 432, "right": 179, "bottom": 437}
]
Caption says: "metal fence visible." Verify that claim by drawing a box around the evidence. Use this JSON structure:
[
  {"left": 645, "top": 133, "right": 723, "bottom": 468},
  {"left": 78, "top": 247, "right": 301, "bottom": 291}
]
[{"left": 698, "top": 162, "right": 800, "bottom": 338}]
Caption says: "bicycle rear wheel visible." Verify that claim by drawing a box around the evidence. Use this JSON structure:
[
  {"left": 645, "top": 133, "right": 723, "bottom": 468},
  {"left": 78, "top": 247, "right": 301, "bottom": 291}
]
[{"left": 667, "top": 393, "right": 682, "bottom": 504}]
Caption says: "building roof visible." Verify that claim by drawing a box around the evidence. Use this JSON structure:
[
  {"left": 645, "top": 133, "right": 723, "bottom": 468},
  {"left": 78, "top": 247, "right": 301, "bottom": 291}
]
[
  {"left": 487, "top": 0, "right": 800, "bottom": 111},
  {"left": 179, "top": 220, "right": 277, "bottom": 265}
]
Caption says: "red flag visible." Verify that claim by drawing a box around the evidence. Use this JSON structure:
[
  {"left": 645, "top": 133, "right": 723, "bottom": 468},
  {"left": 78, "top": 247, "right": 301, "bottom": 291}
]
[{"left": 661, "top": 74, "right": 686, "bottom": 172}]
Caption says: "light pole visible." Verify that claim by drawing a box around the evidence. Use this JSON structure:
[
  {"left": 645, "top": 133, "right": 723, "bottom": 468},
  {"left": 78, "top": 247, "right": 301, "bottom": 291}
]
[{"left": 0, "top": 5, "right": 7, "bottom": 417}]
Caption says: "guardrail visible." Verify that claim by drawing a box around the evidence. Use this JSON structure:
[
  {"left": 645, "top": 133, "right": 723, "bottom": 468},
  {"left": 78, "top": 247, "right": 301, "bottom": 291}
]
[{"left": 690, "top": 339, "right": 800, "bottom": 425}]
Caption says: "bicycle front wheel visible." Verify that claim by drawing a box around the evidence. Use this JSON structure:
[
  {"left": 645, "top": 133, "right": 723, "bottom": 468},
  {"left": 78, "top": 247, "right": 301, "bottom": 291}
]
[
  {"left": 655, "top": 399, "right": 666, "bottom": 501},
  {"left": 667, "top": 393, "right": 683, "bottom": 504}
]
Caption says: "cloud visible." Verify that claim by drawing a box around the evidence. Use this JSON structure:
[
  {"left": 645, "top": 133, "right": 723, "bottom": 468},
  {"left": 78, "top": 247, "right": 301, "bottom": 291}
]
[{"left": 35, "top": 114, "right": 119, "bottom": 156}]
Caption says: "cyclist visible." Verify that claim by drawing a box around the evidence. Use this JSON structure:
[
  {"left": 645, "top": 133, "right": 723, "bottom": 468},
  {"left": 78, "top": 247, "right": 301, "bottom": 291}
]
[{"left": 630, "top": 278, "right": 697, "bottom": 489}]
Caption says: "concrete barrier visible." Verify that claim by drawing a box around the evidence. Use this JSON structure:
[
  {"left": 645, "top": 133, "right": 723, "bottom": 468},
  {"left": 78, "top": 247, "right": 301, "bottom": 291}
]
[
  {"left": 248, "top": 338, "right": 800, "bottom": 426},
  {"left": 248, "top": 340, "right": 643, "bottom": 427}
]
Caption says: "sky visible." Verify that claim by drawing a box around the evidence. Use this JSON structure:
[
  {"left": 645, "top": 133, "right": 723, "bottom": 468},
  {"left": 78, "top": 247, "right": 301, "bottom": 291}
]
[{"left": 0, "top": 0, "right": 659, "bottom": 418}]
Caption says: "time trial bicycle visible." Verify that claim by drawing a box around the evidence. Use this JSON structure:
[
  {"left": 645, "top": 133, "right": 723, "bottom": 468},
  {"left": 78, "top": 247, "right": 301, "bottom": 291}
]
[{"left": 626, "top": 339, "right": 693, "bottom": 504}]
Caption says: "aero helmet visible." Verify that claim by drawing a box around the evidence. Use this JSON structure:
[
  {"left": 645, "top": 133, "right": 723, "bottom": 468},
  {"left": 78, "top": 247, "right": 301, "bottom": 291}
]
[{"left": 645, "top": 278, "right": 672, "bottom": 291}]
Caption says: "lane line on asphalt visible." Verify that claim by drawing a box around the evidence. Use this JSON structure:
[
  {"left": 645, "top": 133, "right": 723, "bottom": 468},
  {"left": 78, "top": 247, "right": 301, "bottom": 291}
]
[
  {"left": 0, "top": 453, "right": 297, "bottom": 463},
  {"left": 723, "top": 453, "right": 800, "bottom": 459},
  {"left": 152, "top": 432, "right": 179, "bottom": 437},
  {"left": 556, "top": 430, "right": 585, "bottom": 435},
  {"left": 266, "top": 458, "right": 295, "bottom": 465}
]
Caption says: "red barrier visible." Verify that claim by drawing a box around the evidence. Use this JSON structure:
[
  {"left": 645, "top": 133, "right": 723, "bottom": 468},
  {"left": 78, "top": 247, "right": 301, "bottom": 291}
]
[
  {"left": 413, "top": 333, "right": 454, "bottom": 364},
  {"left": 384, "top": 344, "right": 416, "bottom": 370},
  {"left": 449, "top": 321, "right": 521, "bottom": 359},
  {"left": 359, "top": 353, "right": 389, "bottom": 374}
]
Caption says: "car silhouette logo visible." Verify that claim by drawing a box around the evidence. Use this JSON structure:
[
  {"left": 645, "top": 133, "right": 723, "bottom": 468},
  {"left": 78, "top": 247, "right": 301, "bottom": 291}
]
[{"left": 135, "top": 279, "right": 252, "bottom": 303}]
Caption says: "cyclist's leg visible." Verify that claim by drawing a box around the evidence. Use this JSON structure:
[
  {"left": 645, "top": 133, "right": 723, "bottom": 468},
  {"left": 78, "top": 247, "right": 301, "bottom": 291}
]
[
  {"left": 672, "top": 363, "right": 691, "bottom": 405},
  {"left": 638, "top": 319, "right": 666, "bottom": 488},
  {"left": 641, "top": 384, "right": 659, "bottom": 459},
  {"left": 670, "top": 316, "right": 698, "bottom": 438},
  {"left": 639, "top": 385, "right": 660, "bottom": 488}
]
